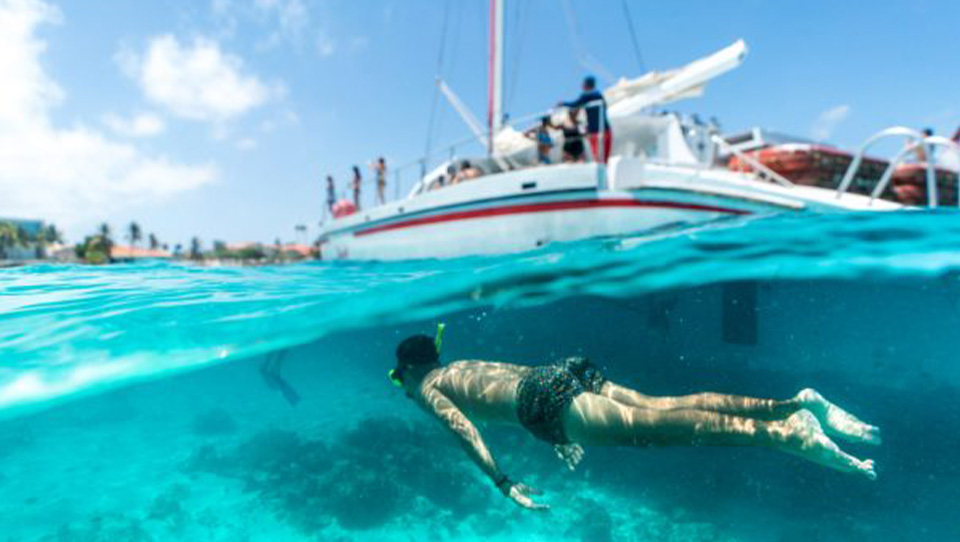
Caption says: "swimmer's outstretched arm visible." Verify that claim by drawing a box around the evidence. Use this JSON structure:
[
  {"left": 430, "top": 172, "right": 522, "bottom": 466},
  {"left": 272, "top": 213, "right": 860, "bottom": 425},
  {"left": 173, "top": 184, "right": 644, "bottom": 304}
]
[{"left": 421, "top": 387, "right": 548, "bottom": 511}]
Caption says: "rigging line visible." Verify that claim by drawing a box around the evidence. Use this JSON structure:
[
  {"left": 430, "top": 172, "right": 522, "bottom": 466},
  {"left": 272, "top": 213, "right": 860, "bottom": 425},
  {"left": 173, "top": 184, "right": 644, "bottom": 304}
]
[
  {"left": 560, "top": 0, "right": 615, "bottom": 84},
  {"left": 505, "top": 0, "right": 530, "bottom": 112},
  {"left": 437, "top": 0, "right": 466, "bottom": 153},
  {"left": 424, "top": 0, "right": 453, "bottom": 160},
  {"left": 563, "top": 1, "right": 614, "bottom": 83},
  {"left": 620, "top": 0, "right": 647, "bottom": 73}
]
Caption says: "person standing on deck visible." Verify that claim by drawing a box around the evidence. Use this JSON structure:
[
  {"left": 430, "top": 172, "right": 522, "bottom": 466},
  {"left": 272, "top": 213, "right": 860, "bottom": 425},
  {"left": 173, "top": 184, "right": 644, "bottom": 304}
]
[
  {"left": 558, "top": 109, "right": 586, "bottom": 163},
  {"left": 525, "top": 116, "right": 555, "bottom": 165},
  {"left": 558, "top": 75, "right": 612, "bottom": 164},
  {"left": 389, "top": 332, "right": 881, "bottom": 510},
  {"left": 325, "top": 175, "right": 336, "bottom": 214},
  {"left": 351, "top": 165, "right": 362, "bottom": 210},
  {"left": 371, "top": 157, "right": 388, "bottom": 205}
]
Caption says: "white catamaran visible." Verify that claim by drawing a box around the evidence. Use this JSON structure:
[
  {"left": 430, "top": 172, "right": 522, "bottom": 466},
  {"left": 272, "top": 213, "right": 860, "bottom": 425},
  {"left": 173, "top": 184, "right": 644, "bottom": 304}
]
[{"left": 317, "top": 1, "right": 958, "bottom": 261}]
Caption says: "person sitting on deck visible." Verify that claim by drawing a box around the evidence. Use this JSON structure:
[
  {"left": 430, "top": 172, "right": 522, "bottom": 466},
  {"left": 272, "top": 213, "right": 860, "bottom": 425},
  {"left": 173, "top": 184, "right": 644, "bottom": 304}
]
[
  {"left": 524, "top": 116, "right": 555, "bottom": 165},
  {"left": 913, "top": 128, "right": 935, "bottom": 163},
  {"left": 558, "top": 75, "right": 612, "bottom": 164},
  {"left": 452, "top": 160, "right": 483, "bottom": 184},
  {"left": 389, "top": 331, "right": 881, "bottom": 510}
]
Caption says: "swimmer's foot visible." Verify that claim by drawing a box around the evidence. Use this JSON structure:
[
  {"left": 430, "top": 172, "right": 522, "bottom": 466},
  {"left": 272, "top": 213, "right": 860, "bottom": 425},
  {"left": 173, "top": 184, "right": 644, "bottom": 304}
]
[
  {"left": 784, "top": 409, "right": 877, "bottom": 481},
  {"left": 797, "top": 388, "right": 882, "bottom": 445}
]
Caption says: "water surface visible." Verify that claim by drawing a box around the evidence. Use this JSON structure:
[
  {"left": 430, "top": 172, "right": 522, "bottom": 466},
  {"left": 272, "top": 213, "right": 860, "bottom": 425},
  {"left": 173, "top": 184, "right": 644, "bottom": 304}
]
[{"left": 2, "top": 211, "right": 960, "bottom": 541}]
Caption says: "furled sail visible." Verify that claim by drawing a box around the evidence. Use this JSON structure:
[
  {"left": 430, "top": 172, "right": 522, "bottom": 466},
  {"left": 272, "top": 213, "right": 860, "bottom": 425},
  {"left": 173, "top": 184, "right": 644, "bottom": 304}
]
[{"left": 606, "top": 40, "right": 748, "bottom": 117}]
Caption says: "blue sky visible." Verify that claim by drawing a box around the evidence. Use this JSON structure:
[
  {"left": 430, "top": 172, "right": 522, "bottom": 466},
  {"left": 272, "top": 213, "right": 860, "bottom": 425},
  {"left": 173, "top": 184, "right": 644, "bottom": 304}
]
[{"left": 1, "top": 0, "right": 957, "bottom": 246}]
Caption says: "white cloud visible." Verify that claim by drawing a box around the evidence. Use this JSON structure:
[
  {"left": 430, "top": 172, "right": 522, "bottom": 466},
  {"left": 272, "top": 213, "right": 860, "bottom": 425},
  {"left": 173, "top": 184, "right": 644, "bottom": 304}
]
[
  {"left": 102, "top": 112, "right": 165, "bottom": 138},
  {"left": 349, "top": 35, "right": 369, "bottom": 53},
  {"left": 122, "top": 34, "right": 280, "bottom": 123},
  {"left": 811, "top": 104, "right": 851, "bottom": 141},
  {"left": 315, "top": 29, "right": 335, "bottom": 57},
  {"left": 0, "top": 0, "right": 216, "bottom": 235},
  {"left": 236, "top": 137, "right": 257, "bottom": 151},
  {"left": 260, "top": 108, "right": 299, "bottom": 133},
  {"left": 255, "top": 0, "right": 307, "bottom": 41}
]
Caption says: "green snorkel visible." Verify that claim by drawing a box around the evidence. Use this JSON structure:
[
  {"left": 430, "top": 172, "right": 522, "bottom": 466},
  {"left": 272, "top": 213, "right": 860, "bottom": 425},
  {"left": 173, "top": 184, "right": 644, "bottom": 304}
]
[
  {"left": 389, "top": 322, "right": 445, "bottom": 387},
  {"left": 388, "top": 368, "right": 403, "bottom": 387},
  {"left": 434, "top": 322, "right": 446, "bottom": 353}
]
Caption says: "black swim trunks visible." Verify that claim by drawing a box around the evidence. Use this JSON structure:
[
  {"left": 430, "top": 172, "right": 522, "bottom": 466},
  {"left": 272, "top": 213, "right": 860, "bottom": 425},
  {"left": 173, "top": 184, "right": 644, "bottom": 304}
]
[{"left": 516, "top": 357, "right": 606, "bottom": 445}]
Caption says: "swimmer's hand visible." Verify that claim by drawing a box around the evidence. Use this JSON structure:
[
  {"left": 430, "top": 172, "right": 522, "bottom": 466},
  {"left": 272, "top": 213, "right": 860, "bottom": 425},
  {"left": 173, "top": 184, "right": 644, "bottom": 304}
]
[
  {"left": 554, "top": 443, "right": 584, "bottom": 471},
  {"left": 499, "top": 478, "right": 549, "bottom": 511}
]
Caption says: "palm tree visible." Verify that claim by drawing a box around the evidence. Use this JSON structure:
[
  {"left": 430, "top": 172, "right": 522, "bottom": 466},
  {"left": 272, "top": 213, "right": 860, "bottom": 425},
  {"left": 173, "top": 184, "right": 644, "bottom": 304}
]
[
  {"left": 99, "top": 223, "right": 111, "bottom": 241},
  {"left": 0, "top": 222, "right": 23, "bottom": 259},
  {"left": 189, "top": 237, "right": 202, "bottom": 260},
  {"left": 127, "top": 222, "right": 142, "bottom": 249},
  {"left": 42, "top": 224, "right": 62, "bottom": 245},
  {"left": 148, "top": 233, "right": 159, "bottom": 251},
  {"left": 274, "top": 237, "right": 284, "bottom": 262}
]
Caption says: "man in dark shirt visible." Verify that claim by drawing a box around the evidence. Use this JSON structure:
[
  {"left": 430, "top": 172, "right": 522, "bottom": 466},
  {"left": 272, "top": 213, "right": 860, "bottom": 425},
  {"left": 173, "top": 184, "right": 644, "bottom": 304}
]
[{"left": 559, "top": 75, "right": 612, "bottom": 164}]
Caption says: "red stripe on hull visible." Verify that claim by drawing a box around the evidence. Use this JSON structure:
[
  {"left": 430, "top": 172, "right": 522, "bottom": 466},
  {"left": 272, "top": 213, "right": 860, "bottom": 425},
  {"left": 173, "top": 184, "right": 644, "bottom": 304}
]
[{"left": 354, "top": 198, "right": 749, "bottom": 237}]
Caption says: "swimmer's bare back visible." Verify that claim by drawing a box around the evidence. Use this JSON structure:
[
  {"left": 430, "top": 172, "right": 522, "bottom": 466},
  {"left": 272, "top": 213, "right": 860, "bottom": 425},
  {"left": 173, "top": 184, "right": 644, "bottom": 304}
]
[{"left": 404, "top": 360, "right": 880, "bottom": 511}]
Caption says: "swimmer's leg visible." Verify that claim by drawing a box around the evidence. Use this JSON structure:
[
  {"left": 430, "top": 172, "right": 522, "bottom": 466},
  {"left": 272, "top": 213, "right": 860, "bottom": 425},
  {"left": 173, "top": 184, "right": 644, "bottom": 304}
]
[
  {"left": 258, "top": 350, "right": 300, "bottom": 407},
  {"left": 601, "top": 383, "right": 881, "bottom": 445},
  {"left": 795, "top": 388, "right": 881, "bottom": 445},
  {"left": 563, "top": 393, "right": 877, "bottom": 480},
  {"left": 601, "top": 382, "right": 800, "bottom": 420}
]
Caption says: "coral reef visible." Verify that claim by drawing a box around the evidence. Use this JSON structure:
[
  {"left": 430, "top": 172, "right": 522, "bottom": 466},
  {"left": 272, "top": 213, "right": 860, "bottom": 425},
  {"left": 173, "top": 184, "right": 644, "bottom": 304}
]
[
  {"left": 179, "top": 415, "right": 742, "bottom": 540},
  {"left": 35, "top": 513, "right": 154, "bottom": 542},
  {"left": 184, "top": 417, "right": 518, "bottom": 535}
]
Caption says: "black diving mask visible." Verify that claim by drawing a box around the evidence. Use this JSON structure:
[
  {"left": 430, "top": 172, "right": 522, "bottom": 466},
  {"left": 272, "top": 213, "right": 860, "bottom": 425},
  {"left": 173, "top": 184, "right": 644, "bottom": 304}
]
[{"left": 388, "top": 323, "right": 445, "bottom": 388}]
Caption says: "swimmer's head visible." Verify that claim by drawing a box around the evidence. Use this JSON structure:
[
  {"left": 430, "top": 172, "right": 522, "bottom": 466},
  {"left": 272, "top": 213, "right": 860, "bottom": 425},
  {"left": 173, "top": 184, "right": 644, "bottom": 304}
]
[{"left": 390, "top": 334, "right": 440, "bottom": 388}]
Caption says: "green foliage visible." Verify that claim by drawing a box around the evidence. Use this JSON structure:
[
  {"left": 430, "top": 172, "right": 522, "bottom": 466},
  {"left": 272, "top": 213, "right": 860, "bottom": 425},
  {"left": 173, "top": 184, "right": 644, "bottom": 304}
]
[
  {"left": 189, "top": 237, "right": 203, "bottom": 260},
  {"left": 127, "top": 222, "right": 142, "bottom": 247},
  {"left": 0, "top": 222, "right": 22, "bottom": 258},
  {"left": 75, "top": 234, "right": 112, "bottom": 265}
]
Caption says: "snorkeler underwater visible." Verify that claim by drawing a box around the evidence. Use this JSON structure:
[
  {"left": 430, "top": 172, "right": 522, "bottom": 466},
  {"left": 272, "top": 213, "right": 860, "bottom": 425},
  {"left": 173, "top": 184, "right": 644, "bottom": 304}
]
[
  {"left": 2, "top": 0, "right": 960, "bottom": 540},
  {"left": 389, "top": 330, "right": 880, "bottom": 511}
]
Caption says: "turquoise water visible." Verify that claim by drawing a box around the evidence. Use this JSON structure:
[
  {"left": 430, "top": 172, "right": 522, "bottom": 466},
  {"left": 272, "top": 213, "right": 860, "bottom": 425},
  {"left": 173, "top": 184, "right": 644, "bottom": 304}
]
[{"left": 2, "top": 211, "right": 960, "bottom": 540}]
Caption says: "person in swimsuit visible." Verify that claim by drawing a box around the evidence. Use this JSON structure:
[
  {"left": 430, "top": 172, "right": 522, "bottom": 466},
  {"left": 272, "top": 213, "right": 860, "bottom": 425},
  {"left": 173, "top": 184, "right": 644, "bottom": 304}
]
[
  {"left": 558, "top": 108, "right": 585, "bottom": 163},
  {"left": 325, "top": 175, "right": 336, "bottom": 214},
  {"left": 351, "top": 165, "right": 362, "bottom": 209},
  {"left": 389, "top": 332, "right": 881, "bottom": 510},
  {"left": 371, "top": 157, "right": 387, "bottom": 205},
  {"left": 525, "top": 116, "right": 555, "bottom": 165}
]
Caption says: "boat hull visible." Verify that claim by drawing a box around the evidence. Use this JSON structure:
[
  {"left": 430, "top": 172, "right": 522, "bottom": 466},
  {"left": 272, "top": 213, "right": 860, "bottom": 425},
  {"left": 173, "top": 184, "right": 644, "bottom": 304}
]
[{"left": 318, "top": 159, "right": 900, "bottom": 261}]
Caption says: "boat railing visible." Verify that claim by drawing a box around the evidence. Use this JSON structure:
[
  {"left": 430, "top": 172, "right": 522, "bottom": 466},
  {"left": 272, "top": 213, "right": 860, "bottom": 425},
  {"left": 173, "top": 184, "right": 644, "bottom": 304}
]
[
  {"left": 709, "top": 134, "right": 795, "bottom": 187},
  {"left": 389, "top": 100, "right": 611, "bottom": 201},
  {"left": 836, "top": 127, "right": 960, "bottom": 208}
]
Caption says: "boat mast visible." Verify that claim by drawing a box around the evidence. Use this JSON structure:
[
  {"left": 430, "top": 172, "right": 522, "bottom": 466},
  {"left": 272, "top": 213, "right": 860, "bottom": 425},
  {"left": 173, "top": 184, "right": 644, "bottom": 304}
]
[{"left": 487, "top": 0, "right": 504, "bottom": 155}]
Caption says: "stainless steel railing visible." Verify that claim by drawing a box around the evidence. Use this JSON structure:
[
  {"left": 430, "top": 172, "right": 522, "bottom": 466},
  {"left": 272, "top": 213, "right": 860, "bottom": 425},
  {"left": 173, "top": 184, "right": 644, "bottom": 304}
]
[
  {"left": 837, "top": 127, "right": 960, "bottom": 208},
  {"left": 710, "top": 134, "right": 795, "bottom": 187}
]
